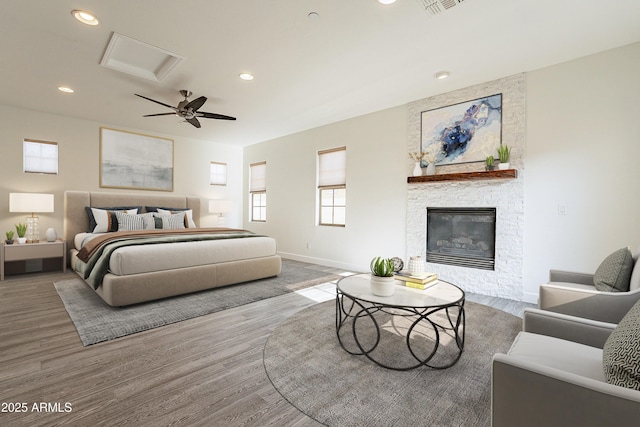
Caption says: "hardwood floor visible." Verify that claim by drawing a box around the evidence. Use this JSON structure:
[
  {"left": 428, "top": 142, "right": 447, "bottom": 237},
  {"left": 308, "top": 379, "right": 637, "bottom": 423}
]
[{"left": 0, "top": 267, "right": 534, "bottom": 427}]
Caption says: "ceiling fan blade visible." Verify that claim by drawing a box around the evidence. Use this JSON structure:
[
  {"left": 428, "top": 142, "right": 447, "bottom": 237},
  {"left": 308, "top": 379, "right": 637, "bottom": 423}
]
[
  {"left": 143, "top": 112, "right": 177, "bottom": 117},
  {"left": 197, "top": 111, "right": 237, "bottom": 121},
  {"left": 184, "top": 96, "right": 207, "bottom": 112},
  {"left": 135, "top": 94, "right": 176, "bottom": 110},
  {"left": 186, "top": 117, "right": 201, "bottom": 128}
]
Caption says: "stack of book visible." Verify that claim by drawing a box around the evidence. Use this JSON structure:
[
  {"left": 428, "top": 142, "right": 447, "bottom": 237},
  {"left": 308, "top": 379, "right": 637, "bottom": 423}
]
[{"left": 394, "top": 271, "right": 438, "bottom": 290}]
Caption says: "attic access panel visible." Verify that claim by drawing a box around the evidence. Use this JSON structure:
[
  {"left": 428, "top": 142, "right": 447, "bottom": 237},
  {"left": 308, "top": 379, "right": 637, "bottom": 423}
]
[{"left": 100, "top": 32, "right": 184, "bottom": 82}]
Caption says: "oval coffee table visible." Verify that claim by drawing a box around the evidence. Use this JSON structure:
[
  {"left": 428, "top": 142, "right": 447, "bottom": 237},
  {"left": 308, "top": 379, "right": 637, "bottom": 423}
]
[{"left": 336, "top": 273, "right": 465, "bottom": 370}]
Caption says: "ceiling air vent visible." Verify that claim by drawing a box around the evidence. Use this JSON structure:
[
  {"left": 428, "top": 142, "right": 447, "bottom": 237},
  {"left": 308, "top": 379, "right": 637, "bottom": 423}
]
[{"left": 416, "top": 0, "right": 466, "bottom": 16}]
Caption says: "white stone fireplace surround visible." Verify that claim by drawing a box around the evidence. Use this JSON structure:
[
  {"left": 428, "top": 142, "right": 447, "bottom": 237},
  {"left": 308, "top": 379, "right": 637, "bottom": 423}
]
[{"left": 406, "top": 74, "right": 526, "bottom": 301}]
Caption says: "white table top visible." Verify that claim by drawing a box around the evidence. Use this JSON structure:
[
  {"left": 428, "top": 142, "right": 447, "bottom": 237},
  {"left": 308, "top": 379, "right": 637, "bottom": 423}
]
[{"left": 337, "top": 273, "right": 464, "bottom": 308}]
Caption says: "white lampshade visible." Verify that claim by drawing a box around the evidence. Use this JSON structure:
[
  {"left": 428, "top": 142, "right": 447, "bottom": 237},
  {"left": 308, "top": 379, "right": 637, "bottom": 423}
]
[
  {"left": 9, "top": 193, "right": 54, "bottom": 213},
  {"left": 209, "top": 200, "right": 233, "bottom": 214}
]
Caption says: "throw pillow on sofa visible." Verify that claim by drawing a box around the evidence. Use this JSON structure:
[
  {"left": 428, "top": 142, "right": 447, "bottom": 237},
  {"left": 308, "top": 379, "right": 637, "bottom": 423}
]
[
  {"left": 603, "top": 299, "right": 640, "bottom": 390},
  {"left": 593, "top": 247, "right": 634, "bottom": 292}
]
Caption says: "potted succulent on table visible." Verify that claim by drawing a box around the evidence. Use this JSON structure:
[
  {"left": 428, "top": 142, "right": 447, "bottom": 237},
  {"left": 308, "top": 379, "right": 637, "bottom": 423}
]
[
  {"left": 369, "top": 256, "right": 397, "bottom": 296},
  {"left": 5, "top": 231, "right": 14, "bottom": 244},
  {"left": 15, "top": 223, "right": 27, "bottom": 244},
  {"left": 497, "top": 144, "right": 511, "bottom": 170}
]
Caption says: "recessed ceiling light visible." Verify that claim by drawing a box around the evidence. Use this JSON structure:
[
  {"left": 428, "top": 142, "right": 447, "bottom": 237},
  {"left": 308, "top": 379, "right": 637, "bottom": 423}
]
[
  {"left": 434, "top": 71, "right": 450, "bottom": 80},
  {"left": 308, "top": 12, "right": 320, "bottom": 20},
  {"left": 239, "top": 73, "right": 254, "bottom": 81},
  {"left": 71, "top": 10, "right": 100, "bottom": 26},
  {"left": 379, "top": 0, "right": 397, "bottom": 4},
  {"left": 58, "top": 86, "right": 74, "bottom": 93}
]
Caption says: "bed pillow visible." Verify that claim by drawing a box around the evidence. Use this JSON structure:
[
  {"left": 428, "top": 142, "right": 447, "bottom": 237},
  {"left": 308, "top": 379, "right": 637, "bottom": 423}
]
[
  {"left": 156, "top": 208, "right": 196, "bottom": 228},
  {"left": 593, "top": 247, "right": 634, "bottom": 292},
  {"left": 87, "top": 207, "right": 138, "bottom": 233},
  {"left": 115, "top": 211, "right": 156, "bottom": 231},
  {"left": 155, "top": 212, "right": 186, "bottom": 230}
]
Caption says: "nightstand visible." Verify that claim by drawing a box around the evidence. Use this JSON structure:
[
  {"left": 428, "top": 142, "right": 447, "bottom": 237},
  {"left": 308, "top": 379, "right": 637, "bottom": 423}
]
[{"left": 1, "top": 240, "right": 66, "bottom": 280}]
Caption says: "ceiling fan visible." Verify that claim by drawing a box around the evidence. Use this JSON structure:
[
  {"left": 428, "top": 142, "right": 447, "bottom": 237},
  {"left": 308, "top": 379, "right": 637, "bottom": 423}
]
[{"left": 135, "top": 90, "right": 236, "bottom": 128}]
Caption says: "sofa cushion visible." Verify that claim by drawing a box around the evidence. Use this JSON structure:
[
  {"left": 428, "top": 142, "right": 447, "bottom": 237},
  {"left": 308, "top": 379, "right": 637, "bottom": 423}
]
[
  {"left": 602, "top": 299, "right": 640, "bottom": 390},
  {"left": 593, "top": 247, "right": 634, "bottom": 292},
  {"left": 508, "top": 332, "right": 605, "bottom": 381}
]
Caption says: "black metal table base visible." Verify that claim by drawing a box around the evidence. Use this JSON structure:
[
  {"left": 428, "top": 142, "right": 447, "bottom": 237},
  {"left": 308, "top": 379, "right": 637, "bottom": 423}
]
[{"left": 335, "top": 291, "right": 465, "bottom": 370}]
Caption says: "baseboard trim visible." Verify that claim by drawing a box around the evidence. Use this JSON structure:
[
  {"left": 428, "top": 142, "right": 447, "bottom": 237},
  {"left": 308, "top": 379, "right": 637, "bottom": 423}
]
[
  {"left": 522, "top": 291, "right": 539, "bottom": 305},
  {"left": 277, "top": 252, "right": 364, "bottom": 274}
]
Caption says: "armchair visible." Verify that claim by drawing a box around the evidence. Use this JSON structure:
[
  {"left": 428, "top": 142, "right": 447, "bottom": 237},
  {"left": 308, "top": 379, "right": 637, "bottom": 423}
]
[
  {"left": 539, "top": 246, "right": 640, "bottom": 324},
  {"left": 492, "top": 308, "right": 640, "bottom": 427}
]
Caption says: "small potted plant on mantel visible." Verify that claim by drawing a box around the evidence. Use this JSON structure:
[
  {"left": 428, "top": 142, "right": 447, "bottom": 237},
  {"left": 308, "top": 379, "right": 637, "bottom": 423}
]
[
  {"left": 15, "top": 223, "right": 27, "bottom": 244},
  {"left": 369, "top": 256, "right": 396, "bottom": 296},
  {"left": 5, "top": 231, "right": 14, "bottom": 245},
  {"left": 485, "top": 155, "right": 495, "bottom": 171},
  {"left": 497, "top": 144, "right": 512, "bottom": 170}
]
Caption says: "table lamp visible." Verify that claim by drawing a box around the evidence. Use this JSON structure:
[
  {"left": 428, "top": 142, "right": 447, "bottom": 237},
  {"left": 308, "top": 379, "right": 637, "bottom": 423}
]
[
  {"left": 209, "top": 200, "right": 233, "bottom": 225},
  {"left": 9, "top": 193, "right": 54, "bottom": 243}
]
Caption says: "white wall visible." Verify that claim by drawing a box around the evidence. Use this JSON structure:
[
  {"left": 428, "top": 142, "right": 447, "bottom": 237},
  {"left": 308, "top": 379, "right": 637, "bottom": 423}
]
[
  {"left": 0, "top": 105, "right": 244, "bottom": 237},
  {"left": 523, "top": 42, "right": 640, "bottom": 300},
  {"left": 243, "top": 105, "right": 408, "bottom": 272}
]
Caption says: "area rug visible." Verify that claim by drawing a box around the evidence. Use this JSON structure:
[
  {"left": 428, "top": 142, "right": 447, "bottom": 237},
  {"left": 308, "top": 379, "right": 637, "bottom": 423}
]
[
  {"left": 54, "top": 260, "right": 340, "bottom": 346},
  {"left": 263, "top": 299, "right": 521, "bottom": 427}
]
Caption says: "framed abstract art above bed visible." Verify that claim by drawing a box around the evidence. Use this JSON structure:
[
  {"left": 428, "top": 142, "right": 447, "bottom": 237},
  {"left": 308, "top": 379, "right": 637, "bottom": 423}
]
[
  {"left": 420, "top": 94, "right": 502, "bottom": 167},
  {"left": 100, "top": 127, "right": 174, "bottom": 191}
]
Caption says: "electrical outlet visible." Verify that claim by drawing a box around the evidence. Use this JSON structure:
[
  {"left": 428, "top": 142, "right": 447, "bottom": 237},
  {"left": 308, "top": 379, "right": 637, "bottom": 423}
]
[
  {"left": 558, "top": 204, "right": 568, "bottom": 215},
  {"left": 306, "top": 242, "right": 311, "bottom": 249}
]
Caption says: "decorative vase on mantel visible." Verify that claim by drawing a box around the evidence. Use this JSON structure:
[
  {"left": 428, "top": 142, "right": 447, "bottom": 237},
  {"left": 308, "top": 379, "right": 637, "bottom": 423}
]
[
  {"left": 426, "top": 163, "right": 436, "bottom": 176},
  {"left": 412, "top": 162, "right": 422, "bottom": 177}
]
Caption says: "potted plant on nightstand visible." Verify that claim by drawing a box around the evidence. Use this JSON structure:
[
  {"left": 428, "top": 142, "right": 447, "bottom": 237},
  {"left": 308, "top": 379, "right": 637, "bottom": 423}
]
[
  {"left": 5, "top": 231, "right": 14, "bottom": 244},
  {"left": 370, "top": 256, "right": 396, "bottom": 296},
  {"left": 497, "top": 144, "right": 511, "bottom": 170},
  {"left": 15, "top": 223, "right": 27, "bottom": 244}
]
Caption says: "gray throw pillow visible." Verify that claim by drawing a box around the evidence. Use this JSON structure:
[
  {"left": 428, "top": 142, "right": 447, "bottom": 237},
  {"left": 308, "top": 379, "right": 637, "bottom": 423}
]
[
  {"left": 603, "top": 299, "right": 640, "bottom": 390},
  {"left": 593, "top": 247, "right": 633, "bottom": 292}
]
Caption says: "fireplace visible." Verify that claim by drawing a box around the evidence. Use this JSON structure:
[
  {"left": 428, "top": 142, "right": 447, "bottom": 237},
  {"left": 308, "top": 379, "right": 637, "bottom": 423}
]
[{"left": 426, "top": 207, "right": 496, "bottom": 270}]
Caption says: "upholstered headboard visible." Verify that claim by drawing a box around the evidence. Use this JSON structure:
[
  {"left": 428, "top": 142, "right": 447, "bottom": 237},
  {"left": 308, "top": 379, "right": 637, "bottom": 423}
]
[{"left": 64, "top": 191, "right": 202, "bottom": 252}]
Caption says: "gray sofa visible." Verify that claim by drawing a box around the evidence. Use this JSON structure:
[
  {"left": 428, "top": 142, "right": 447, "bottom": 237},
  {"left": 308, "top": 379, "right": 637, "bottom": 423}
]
[
  {"left": 539, "top": 246, "right": 640, "bottom": 323},
  {"left": 492, "top": 308, "right": 640, "bottom": 427}
]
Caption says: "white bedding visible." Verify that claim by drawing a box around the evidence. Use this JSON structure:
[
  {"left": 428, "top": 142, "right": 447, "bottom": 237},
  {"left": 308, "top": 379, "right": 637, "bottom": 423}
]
[{"left": 73, "top": 232, "right": 277, "bottom": 276}]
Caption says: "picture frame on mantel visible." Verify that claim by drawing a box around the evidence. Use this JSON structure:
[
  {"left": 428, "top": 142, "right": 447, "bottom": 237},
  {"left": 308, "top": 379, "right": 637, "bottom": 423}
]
[
  {"left": 421, "top": 94, "right": 502, "bottom": 167},
  {"left": 100, "top": 127, "right": 174, "bottom": 192}
]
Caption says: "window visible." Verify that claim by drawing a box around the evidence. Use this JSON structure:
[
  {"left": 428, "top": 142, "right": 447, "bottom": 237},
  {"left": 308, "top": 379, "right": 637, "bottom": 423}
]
[
  {"left": 209, "top": 162, "right": 227, "bottom": 185},
  {"left": 23, "top": 139, "right": 58, "bottom": 174},
  {"left": 318, "top": 147, "right": 346, "bottom": 226},
  {"left": 250, "top": 161, "right": 267, "bottom": 222}
]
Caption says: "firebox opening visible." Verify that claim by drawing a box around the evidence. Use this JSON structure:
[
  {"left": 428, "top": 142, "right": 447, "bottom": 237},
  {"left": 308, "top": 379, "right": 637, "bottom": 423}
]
[{"left": 426, "top": 207, "right": 496, "bottom": 270}]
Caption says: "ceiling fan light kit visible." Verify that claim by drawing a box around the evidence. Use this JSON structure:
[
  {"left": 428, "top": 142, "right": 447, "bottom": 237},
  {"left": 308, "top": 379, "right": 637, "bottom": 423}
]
[{"left": 135, "top": 90, "right": 236, "bottom": 128}]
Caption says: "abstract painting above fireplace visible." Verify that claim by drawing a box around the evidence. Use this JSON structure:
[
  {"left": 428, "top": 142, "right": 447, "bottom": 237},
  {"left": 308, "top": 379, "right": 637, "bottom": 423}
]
[
  {"left": 426, "top": 207, "right": 496, "bottom": 270},
  {"left": 420, "top": 94, "right": 502, "bottom": 167}
]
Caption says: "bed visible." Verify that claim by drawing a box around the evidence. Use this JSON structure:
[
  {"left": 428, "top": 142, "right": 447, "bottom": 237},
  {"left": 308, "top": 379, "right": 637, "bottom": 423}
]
[{"left": 64, "top": 191, "right": 281, "bottom": 306}]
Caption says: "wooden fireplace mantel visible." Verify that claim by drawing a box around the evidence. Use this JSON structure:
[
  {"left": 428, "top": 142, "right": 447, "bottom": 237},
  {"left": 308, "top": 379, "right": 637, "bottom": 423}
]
[{"left": 407, "top": 169, "right": 517, "bottom": 184}]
